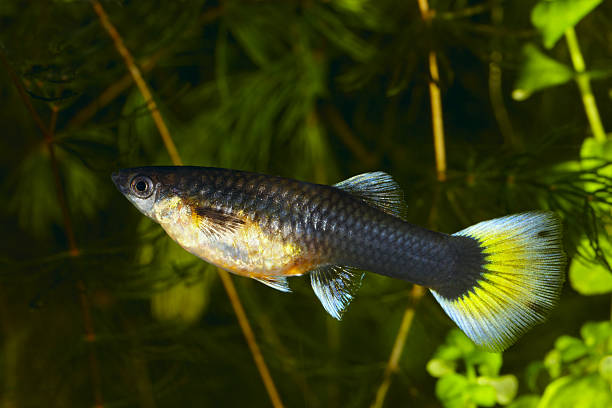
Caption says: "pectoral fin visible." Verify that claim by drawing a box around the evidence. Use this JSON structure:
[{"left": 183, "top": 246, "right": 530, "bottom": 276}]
[
  {"left": 310, "top": 265, "right": 364, "bottom": 320},
  {"left": 194, "top": 206, "right": 245, "bottom": 238}
]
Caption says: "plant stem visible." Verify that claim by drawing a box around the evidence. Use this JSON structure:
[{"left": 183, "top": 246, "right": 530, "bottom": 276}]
[
  {"left": 218, "top": 272, "right": 284, "bottom": 408},
  {"left": 91, "top": 2, "right": 284, "bottom": 406},
  {"left": 488, "top": 2, "right": 520, "bottom": 148},
  {"left": 564, "top": 27, "right": 607, "bottom": 142},
  {"left": 371, "top": 285, "right": 425, "bottom": 408},
  {"left": 417, "top": 0, "right": 447, "bottom": 182},
  {"left": 91, "top": 0, "right": 182, "bottom": 166}
]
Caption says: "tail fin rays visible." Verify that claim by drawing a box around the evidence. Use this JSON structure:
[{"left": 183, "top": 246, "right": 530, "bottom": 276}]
[{"left": 431, "top": 212, "right": 566, "bottom": 352}]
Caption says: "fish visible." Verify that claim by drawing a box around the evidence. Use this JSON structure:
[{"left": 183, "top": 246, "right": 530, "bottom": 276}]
[{"left": 112, "top": 166, "right": 566, "bottom": 351}]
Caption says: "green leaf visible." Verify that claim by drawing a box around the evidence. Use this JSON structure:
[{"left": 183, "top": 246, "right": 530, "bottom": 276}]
[
  {"left": 598, "top": 355, "right": 612, "bottom": 382},
  {"left": 470, "top": 352, "right": 503, "bottom": 378},
  {"left": 434, "top": 329, "right": 475, "bottom": 362},
  {"left": 554, "top": 336, "right": 589, "bottom": 362},
  {"left": 537, "top": 374, "right": 612, "bottom": 408},
  {"left": 478, "top": 375, "right": 519, "bottom": 405},
  {"left": 435, "top": 343, "right": 463, "bottom": 362},
  {"left": 526, "top": 361, "right": 547, "bottom": 392},
  {"left": 580, "top": 137, "right": 612, "bottom": 174},
  {"left": 427, "top": 358, "right": 457, "bottom": 378},
  {"left": 513, "top": 44, "right": 574, "bottom": 100},
  {"left": 468, "top": 383, "right": 497, "bottom": 407},
  {"left": 544, "top": 349, "right": 562, "bottom": 379},
  {"left": 448, "top": 329, "right": 478, "bottom": 355},
  {"left": 531, "top": 0, "right": 604, "bottom": 49},
  {"left": 570, "top": 239, "right": 612, "bottom": 295},
  {"left": 580, "top": 321, "right": 612, "bottom": 348},
  {"left": 436, "top": 373, "right": 471, "bottom": 408},
  {"left": 569, "top": 258, "right": 612, "bottom": 295},
  {"left": 507, "top": 395, "right": 540, "bottom": 408}
]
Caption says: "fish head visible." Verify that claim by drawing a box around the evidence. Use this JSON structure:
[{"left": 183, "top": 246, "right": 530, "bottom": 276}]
[{"left": 112, "top": 167, "right": 166, "bottom": 219}]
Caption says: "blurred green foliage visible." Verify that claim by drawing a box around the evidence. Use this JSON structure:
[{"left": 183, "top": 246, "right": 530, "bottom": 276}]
[
  {"left": 1, "top": 0, "right": 612, "bottom": 407},
  {"left": 427, "top": 329, "right": 518, "bottom": 407}
]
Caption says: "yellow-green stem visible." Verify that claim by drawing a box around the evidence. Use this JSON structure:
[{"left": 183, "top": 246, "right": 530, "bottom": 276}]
[
  {"left": 564, "top": 27, "right": 607, "bottom": 142},
  {"left": 418, "top": 0, "right": 447, "bottom": 182}
]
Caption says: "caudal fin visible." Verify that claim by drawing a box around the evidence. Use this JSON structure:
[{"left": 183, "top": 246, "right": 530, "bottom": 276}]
[{"left": 430, "top": 212, "right": 566, "bottom": 352}]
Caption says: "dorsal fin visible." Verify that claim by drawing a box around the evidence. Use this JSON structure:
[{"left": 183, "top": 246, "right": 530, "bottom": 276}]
[
  {"left": 334, "top": 172, "right": 407, "bottom": 220},
  {"left": 253, "top": 275, "right": 291, "bottom": 292},
  {"left": 310, "top": 265, "right": 364, "bottom": 320}
]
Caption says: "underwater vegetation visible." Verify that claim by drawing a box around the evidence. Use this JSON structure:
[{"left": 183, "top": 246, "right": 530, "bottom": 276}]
[{"left": 1, "top": 0, "right": 611, "bottom": 407}]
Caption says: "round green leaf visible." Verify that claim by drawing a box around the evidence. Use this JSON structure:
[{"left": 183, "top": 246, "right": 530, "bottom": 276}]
[
  {"left": 526, "top": 362, "right": 546, "bottom": 392},
  {"left": 581, "top": 137, "right": 612, "bottom": 162},
  {"left": 436, "top": 373, "right": 471, "bottom": 408},
  {"left": 478, "top": 375, "right": 519, "bottom": 405},
  {"left": 538, "top": 374, "right": 612, "bottom": 408},
  {"left": 580, "top": 137, "right": 612, "bottom": 195},
  {"left": 544, "top": 349, "right": 562, "bottom": 379},
  {"left": 599, "top": 355, "right": 612, "bottom": 382},
  {"left": 554, "top": 335, "right": 589, "bottom": 362},
  {"left": 469, "top": 383, "right": 497, "bottom": 407},
  {"left": 436, "top": 345, "right": 463, "bottom": 362},
  {"left": 569, "top": 240, "right": 612, "bottom": 295},
  {"left": 470, "top": 351, "right": 502, "bottom": 378},
  {"left": 580, "top": 321, "right": 612, "bottom": 348},
  {"left": 507, "top": 395, "right": 540, "bottom": 408},
  {"left": 427, "top": 358, "right": 457, "bottom": 378}
]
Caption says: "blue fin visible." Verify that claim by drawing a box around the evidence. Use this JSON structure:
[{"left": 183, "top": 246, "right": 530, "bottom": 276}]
[
  {"left": 253, "top": 276, "right": 291, "bottom": 292},
  {"left": 334, "top": 172, "right": 407, "bottom": 220},
  {"left": 310, "top": 265, "right": 364, "bottom": 320},
  {"left": 430, "top": 212, "right": 566, "bottom": 352}
]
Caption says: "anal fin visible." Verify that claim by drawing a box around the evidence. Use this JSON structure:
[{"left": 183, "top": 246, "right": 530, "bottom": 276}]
[
  {"left": 253, "top": 275, "right": 291, "bottom": 293},
  {"left": 310, "top": 265, "right": 364, "bottom": 320}
]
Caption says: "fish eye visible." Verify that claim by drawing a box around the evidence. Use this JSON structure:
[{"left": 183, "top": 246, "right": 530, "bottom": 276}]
[{"left": 130, "top": 175, "right": 154, "bottom": 198}]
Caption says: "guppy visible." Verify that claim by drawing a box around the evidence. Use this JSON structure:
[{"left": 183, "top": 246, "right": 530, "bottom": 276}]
[{"left": 112, "top": 166, "right": 565, "bottom": 351}]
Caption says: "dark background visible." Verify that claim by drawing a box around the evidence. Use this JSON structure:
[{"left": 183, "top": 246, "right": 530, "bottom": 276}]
[{"left": 1, "top": 1, "right": 611, "bottom": 407}]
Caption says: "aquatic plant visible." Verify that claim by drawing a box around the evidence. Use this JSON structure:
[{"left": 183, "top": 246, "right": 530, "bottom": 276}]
[{"left": 1, "top": 0, "right": 611, "bottom": 406}]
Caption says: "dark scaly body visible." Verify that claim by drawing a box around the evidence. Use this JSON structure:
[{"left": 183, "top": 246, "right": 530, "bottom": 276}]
[{"left": 129, "top": 166, "right": 465, "bottom": 291}]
